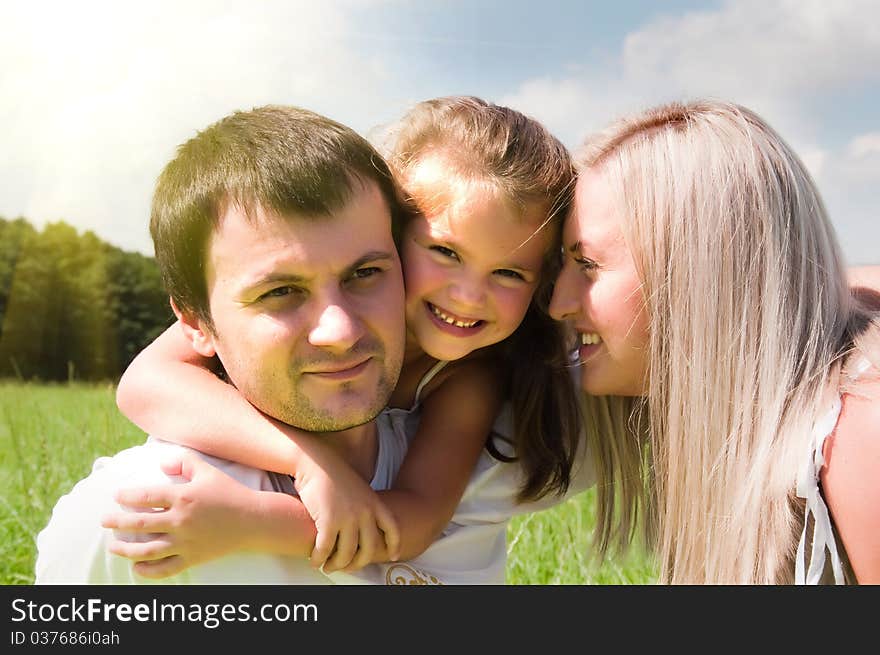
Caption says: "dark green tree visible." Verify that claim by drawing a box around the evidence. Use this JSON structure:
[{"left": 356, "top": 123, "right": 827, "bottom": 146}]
[{"left": 0, "top": 217, "right": 173, "bottom": 381}]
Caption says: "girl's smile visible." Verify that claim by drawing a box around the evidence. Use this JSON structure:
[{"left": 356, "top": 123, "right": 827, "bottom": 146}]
[{"left": 401, "top": 155, "right": 552, "bottom": 362}]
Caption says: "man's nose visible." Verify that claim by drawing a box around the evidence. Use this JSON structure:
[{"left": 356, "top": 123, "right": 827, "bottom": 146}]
[
  {"left": 549, "top": 265, "right": 581, "bottom": 321},
  {"left": 308, "top": 302, "right": 364, "bottom": 351}
]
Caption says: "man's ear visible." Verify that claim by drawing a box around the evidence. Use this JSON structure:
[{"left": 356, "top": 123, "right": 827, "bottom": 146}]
[{"left": 169, "top": 298, "right": 217, "bottom": 358}]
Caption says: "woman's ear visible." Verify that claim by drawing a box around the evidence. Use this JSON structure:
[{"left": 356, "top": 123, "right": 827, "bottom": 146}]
[{"left": 169, "top": 298, "right": 217, "bottom": 358}]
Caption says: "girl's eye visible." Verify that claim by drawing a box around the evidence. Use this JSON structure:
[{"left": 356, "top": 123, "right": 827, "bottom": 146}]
[
  {"left": 494, "top": 269, "right": 526, "bottom": 281},
  {"left": 429, "top": 245, "right": 459, "bottom": 261}
]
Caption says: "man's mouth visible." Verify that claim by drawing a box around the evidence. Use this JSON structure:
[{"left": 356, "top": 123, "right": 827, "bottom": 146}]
[{"left": 303, "top": 357, "right": 372, "bottom": 380}]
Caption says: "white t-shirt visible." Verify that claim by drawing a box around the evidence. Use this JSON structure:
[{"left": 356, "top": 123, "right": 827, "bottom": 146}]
[
  {"left": 35, "top": 423, "right": 408, "bottom": 585},
  {"left": 36, "top": 366, "right": 594, "bottom": 585}
]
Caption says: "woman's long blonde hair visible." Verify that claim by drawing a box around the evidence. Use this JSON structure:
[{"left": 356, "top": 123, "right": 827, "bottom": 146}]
[{"left": 579, "top": 99, "right": 876, "bottom": 583}]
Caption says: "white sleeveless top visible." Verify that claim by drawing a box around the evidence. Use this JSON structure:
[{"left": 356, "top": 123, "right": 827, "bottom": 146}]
[
  {"left": 334, "top": 359, "right": 595, "bottom": 584},
  {"left": 795, "top": 396, "right": 844, "bottom": 584},
  {"left": 795, "top": 356, "right": 871, "bottom": 585}
]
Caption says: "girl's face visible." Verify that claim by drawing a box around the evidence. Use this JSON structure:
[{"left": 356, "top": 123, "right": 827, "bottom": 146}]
[
  {"left": 401, "top": 160, "right": 551, "bottom": 362},
  {"left": 549, "top": 168, "right": 649, "bottom": 397}
]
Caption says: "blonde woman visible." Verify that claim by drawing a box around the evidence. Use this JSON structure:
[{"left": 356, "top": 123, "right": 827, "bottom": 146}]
[{"left": 550, "top": 99, "right": 880, "bottom": 584}]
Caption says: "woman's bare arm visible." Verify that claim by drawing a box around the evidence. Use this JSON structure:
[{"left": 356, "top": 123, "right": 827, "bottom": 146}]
[{"left": 821, "top": 377, "right": 880, "bottom": 583}]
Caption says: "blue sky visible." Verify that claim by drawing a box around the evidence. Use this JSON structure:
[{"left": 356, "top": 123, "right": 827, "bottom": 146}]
[{"left": 2, "top": 0, "right": 878, "bottom": 263}]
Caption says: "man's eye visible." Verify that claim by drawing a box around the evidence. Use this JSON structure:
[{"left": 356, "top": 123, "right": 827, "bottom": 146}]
[
  {"left": 260, "top": 286, "right": 303, "bottom": 300},
  {"left": 429, "top": 245, "right": 459, "bottom": 260},
  {"left": 351, "top": 266, "right": 382, "bottom": 280},
  {"left": 494, "top": 269, "right": 525, "bottom": 281}
]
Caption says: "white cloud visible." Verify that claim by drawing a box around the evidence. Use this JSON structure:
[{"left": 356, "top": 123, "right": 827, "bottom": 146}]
[
  {"left": 822, "top": 147, "right": 880, "bottom": 265},
  {"left": 2, "top": 0, "right": 877, "bottom": 263},
  {"left": 847, "top": 132, "right": 880, "bottom": 158},
  {"left": 835, "top": 132, "right": 880, "bottom": 190},
  {"left": 0, "top": 0, "right": 397, "bottom": 254},
  {"left": 502, "top": 78, "right": 598, "bottom": 148},
  {"left": 504, "top": 0, "right": 880, "bottom": 145},
  {"left": 500, "top": 75, "right": 654, "bottom": 149},
  {"left": 795, "top": 146, "right": 827, "bottom": 181},
  {"left": 501, "top": 0, "right": 880, "bottom": 264},
  {"left": 622, "top": 0, "right": 880, "bottom": 98}
]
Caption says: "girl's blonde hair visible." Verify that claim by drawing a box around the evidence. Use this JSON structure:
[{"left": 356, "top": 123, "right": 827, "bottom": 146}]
[
  {"left": 382, "top": 96, "right": 582, "bottom": 501},
  {"left": 578, "top": 99, "right": 877, "bottom": 583}
]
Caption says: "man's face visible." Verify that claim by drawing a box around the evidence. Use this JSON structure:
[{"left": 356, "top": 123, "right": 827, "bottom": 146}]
[{"left": 196, "top": 180, "right": 405, "bottom": 431}]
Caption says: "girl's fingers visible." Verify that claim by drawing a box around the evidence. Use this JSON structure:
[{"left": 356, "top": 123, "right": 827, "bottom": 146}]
[
  {"left": 101, "top": 510, "right": 173, "bottom": 533},
  {"left": 107, "top": 536, "right": 175, "bottom": 562},
  {"left": 310, "top": 528, "right": 338, "bottom": 570},
  {"left": 344, "top": 520, "right": 378, "bottom": 572},
  {"left": 114, "top": 486, "right": 176, "bottom": 511},
  {"left": 118, "top": 452, "right": 208, "bottom": 511},
  {"left": 158, "top": 455, "right": 186, "bottom": 479},
  {"left": 132, "top": 555, "right": 187, "bottom": 579},
  {"left": 375, "top": 506, "right": 401, "bottom": 562},
  {"left": 160, "top": 450, "right": 209, "bottom": 481},
  {"left": 323, "top": 522, "right": 358, "bottom": 573}
]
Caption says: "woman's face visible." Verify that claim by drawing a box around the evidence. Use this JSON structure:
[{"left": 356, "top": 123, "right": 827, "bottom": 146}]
[{"left": 549, "top": 168, "right": 650, "bottom": 397}]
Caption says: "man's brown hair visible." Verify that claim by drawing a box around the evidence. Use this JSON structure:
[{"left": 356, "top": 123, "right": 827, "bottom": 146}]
[{"left": 150, "top": 104, "right": 410, "bottom": 327}]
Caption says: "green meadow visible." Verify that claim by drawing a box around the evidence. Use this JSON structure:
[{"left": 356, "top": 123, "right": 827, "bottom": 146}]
[{"left": 0, "top": 382, "right": 656, "bottom": 585}]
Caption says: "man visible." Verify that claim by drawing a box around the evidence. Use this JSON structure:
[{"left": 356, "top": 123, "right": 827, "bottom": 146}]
[{"left": 35, "top": 105, "right": 410, "bottom": 584}]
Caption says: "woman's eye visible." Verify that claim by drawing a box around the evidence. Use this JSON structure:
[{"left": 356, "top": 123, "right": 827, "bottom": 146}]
[
  {"left": 575, "top": 256, "right": 599, "bottom": 272},
  {"left": 494, "top": 269, "right": 526, "bottom": 281},
  {"left": 429, "top": 245, "right": 459, "bottom": 260}
]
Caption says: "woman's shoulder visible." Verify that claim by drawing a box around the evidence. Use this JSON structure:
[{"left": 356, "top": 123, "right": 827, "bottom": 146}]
[
  {"left": 830, "top": 372, "right": 880, "bottom": 453},
  {"left": 826, "top": 353, "right": 880, "bottom": 464},
  {"left": 820, "top": 370, "right": 880, "bottom": 583}
]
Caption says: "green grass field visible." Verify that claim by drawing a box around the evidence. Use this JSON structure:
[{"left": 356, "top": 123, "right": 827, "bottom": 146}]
[{"left": 0, "top": 382, "right": 656, "bottom": 585}]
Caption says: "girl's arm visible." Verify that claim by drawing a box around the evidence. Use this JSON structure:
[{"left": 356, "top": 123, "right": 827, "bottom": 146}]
[
  {"left": 101, "top": 452, "right": 317, "bottom": 578},
  {"left": 115, "top": 321, "right": 400, "bottom": 569},
  {"left": 109, "top": 356, "right": 504, "bottom": 576},
  {"left": 118, "top": 322, "right": 334, "bottom": 474},
  {"left": 352, "top": 360, "right": 504, "bottom": 568},
  {"left": 821, "top": 379, "right": 880, "bottom": 583}
]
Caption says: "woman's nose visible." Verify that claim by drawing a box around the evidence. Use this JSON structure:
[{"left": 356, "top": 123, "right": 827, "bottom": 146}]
[{"left": 549, "top": 264, "right": 582, "bottom": 321}]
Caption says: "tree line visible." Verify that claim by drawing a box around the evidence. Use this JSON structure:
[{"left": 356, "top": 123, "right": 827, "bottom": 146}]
[{"left": 0, "top": 216, "right": 174, "bottom": 382}]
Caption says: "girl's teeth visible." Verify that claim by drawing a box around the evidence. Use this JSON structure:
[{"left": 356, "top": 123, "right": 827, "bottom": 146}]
[
  {"left": 430, "top": 304, "right": 479, "bottom": 328},
  {"left": 581, "top": 332, "right": 602, "bottom": 345}
]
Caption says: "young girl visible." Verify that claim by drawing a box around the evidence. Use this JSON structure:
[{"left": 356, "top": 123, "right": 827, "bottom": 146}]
[
  {"left": 106, "top": 96, "right": 583, "bottom": 579},
  {"left": 550, "top": 99, "right": 880, "bottom": 584}
]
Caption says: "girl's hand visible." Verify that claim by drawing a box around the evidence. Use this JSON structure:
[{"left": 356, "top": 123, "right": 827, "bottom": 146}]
[
  {"left": 101, "top": 452, "right": 263, "bottom": 578},
  {"left": 292, "top": 449, "right": 401, "bottom": 572}
]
